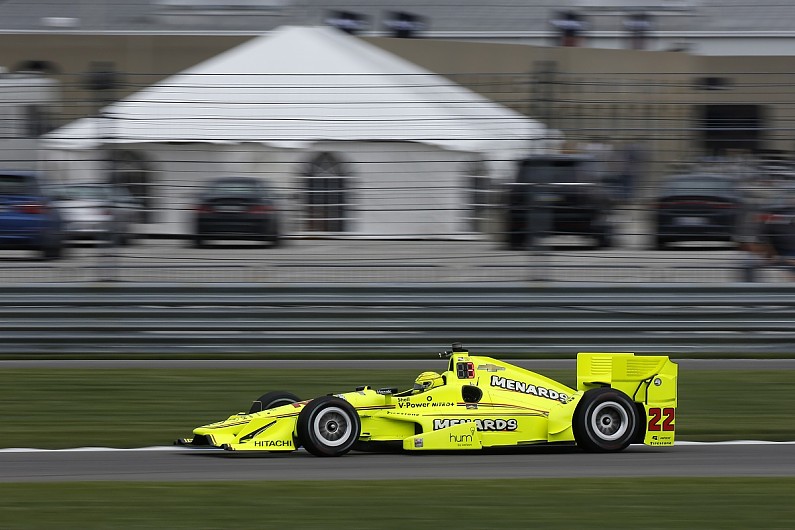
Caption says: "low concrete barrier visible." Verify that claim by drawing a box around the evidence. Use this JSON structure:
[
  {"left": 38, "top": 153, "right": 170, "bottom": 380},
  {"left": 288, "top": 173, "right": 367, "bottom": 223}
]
[{"left": 1, "top": 283, "right": 794, "bottom": 356}]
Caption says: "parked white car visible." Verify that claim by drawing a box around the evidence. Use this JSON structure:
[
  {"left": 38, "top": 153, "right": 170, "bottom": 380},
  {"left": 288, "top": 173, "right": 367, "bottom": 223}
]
[{"left": 45, "top": 182, "right": 141, "bottom": 245}]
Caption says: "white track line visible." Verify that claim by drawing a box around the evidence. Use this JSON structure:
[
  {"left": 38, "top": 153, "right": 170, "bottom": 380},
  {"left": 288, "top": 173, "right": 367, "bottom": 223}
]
[{"left": 1, "top": 441, "right": 795, "bottom": 453}]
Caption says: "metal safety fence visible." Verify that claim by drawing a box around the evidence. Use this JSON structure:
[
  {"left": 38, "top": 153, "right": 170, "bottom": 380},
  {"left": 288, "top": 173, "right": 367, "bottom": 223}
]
[{"left": 2, "top": 283, "right": 794, "bottom": 356}]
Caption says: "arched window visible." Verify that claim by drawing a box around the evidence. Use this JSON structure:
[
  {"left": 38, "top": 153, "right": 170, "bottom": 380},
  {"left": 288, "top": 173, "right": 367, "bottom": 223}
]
[
  {"left": 465, "top": 159, "right": 490, "bottom": 233},
  {"left": 302, "top": 152, "right": 350, "bottom": 233},
  {"left": 110, "top": 150, "right": 154, "bottom": 223}
]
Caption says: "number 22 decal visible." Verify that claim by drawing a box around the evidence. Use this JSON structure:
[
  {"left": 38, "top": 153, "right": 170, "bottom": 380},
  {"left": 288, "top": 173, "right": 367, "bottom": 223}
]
[{"left": 648, "top": 407, "right": 675, "bottom": 431}]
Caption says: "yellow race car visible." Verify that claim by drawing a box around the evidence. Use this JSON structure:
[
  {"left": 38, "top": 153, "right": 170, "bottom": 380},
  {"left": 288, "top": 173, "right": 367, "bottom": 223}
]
[{"left": 176, "top": 344, "right": 678, "bottom": 456}]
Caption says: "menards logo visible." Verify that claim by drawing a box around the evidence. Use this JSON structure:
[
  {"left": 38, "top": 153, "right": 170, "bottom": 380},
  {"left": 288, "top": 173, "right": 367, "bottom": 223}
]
[
  {"left": 433, "top": 418, "right": 517, "bottom": 431},
  {"left": 490, "top": 375, "right": 570, "bottom": 403}
]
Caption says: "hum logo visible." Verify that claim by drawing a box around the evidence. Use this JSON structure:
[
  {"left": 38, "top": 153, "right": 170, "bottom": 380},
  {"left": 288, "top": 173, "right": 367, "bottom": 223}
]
[{"left": 450, "top": 433, "right": 474, "bottom": 443}]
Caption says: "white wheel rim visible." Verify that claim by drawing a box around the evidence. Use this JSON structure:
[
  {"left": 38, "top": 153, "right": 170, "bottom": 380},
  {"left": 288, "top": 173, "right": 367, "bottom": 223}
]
[
  {"left": 312, "top": 406, "right": 352, "bottom": 447},
  {"left": 590, "top": 401, "right": 629, "bottom": 441}
]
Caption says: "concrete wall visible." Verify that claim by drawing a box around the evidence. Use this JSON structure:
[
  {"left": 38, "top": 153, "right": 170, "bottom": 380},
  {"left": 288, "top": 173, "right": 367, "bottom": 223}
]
[
  {"left": 4, "top": 32, "right": 795, "bottom": 192},
  {"left": 0, "top": 33, "right": 250, "bottom": 127}
]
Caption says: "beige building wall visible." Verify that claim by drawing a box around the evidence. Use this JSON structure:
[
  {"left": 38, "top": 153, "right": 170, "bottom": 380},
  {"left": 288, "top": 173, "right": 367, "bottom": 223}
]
[
  {"left": 0, "top": 33, "right": 250, "bottom": 124},
  {"left": 2, "top": 32, "right": 793, "bottom": 192}
]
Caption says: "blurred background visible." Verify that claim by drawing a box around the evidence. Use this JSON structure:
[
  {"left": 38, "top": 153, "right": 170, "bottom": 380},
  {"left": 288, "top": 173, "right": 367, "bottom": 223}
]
[
  {"left": 0, "top": 0, "right": 795, "bottom": 355},
  {"left": 4, "top": 5, "right": 795, "bottom": 527},
  {"left": 1, "top": 1, "right": 795, "bottom": 286}
]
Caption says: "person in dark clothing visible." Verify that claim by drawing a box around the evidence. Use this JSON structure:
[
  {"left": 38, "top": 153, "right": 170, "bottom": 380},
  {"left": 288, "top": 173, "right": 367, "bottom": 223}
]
[
  {"left": 756, "top": 206, "right": 795, "bottom": 279},
  {"left": 551, "top": 11, "right": 586, "bottom": 47}
]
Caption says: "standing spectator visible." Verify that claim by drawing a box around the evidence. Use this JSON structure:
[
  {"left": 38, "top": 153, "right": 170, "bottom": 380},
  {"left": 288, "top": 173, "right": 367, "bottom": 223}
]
[
  {"left": 581, "top": 137, "right": 615, "bottom": 191},
  {"left": 383, "top": 11, "right": 426, "bottom": 38},
  {"left": 754, "top": 195, "right": 795, "bottom": 280},
  {"left": 551, "top": 11, "right": 586, "bottom": 47},
  {"left": 615, "top": 141, "right": 645, "bottom": 203},
  {"left": 624, "top": 13, "right": 653, "bottom": 50},
  {"left": 325, "top": 11, "right": 368, "bottom": 35}
]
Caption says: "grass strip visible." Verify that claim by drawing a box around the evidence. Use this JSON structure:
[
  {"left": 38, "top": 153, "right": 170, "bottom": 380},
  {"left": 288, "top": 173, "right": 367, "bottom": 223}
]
[
  {"left": 1, "top": 369, "right": 794, "bottom": 448},
  {"left": 2, "top": 478, "right": 794, "bottom": 529}
]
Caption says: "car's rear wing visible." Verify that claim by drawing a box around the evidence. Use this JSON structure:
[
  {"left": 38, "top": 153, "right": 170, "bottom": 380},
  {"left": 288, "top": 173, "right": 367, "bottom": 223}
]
[
  {"left": 577, "top": 352, "right": 678, "bottom": 403},
  {"left": 576, "top": 352, "right": 678, "bottom": 446}
]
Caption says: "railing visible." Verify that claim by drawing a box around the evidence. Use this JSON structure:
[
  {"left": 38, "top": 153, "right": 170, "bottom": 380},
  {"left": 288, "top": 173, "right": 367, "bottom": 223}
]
[
  {"left": 2, "top": 283, "right": 794, "bottom": 356},
  {"left": 0, "top": 235, "right": 790, "bottom": 284}
]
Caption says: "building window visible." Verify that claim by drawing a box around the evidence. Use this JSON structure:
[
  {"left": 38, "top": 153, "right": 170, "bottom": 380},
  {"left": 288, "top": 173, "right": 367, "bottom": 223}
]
[
  {"left": 110, "top": 150, "right": 153, "bottom": 223},
  {"left": 466, "top": 160, "right": 490, "bottom": 233},
  {"left": 698, "top": 104, "right": 764, "bottom": 156},
  {"left": 302, "top": 152, "right": 350, "bottom": 233}
]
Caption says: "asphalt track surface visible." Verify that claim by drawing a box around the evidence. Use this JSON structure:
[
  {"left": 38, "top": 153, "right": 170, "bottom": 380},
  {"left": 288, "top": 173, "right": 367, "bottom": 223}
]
[
  {"left": 3, "top": 359, "right": 793, "bottom": 482},
  {"left": 2, "top": 443, "right": 794, "bottom": 483}
]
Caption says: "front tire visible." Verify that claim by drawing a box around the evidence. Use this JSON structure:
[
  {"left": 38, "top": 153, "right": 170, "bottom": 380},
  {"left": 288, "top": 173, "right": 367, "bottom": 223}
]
[
  {"left": 248, "top": 391, "right": 301, "bottom": 414},
  {"left": 573, "top": 387, "right": 638, "bottom": 452},
  {"left": 297, "top": 396, "right": 360, "bottom": 457}
]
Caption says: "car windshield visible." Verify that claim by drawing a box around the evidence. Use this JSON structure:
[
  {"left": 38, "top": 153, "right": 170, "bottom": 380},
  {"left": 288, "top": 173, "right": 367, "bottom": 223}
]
[
  {"left": 535, "top": 165, "right": 579, "bottom": 184},
  {"left": 662, "top": 176, "right": 735, "bottom": 195},
  {"left": 207, "top": 179, "right": 262, "bottom": 196},
  {"left": 47, "top": 184, "right": 107, "bottom": 201},
  {"left": 518, "top": 160, "right": 595, "bottom": 185},
  {"left": 0, "top": 174, "right": 33, "bottom": 195}
]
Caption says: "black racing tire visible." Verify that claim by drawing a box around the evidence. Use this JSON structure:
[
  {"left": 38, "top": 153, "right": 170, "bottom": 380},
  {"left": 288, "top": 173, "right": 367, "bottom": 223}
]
[
  {"left": 573, "top": 387, "right": 638, "bottom": 453},
  {"left": 297, "top": 396, "right": 361, "bottom": 457},
  {"left": 248, "top": 391, "right": 301, "bottom": 414},
  {"left": 630, "top": 402, "right": 647, "bottom": 445}
]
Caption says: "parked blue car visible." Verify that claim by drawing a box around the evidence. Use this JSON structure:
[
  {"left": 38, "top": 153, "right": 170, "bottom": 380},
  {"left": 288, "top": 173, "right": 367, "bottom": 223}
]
[{"left": 0, "top": 171, "right": 65, "bottom": 260}]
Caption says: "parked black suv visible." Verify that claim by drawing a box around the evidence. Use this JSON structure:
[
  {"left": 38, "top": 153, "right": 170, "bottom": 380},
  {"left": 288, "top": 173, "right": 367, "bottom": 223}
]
[
  {"left": 651, "top": 173, "right": 744, "bottom": 249},
  {"left": 505, "top": 155, "right": 614, "bottom": 249}
]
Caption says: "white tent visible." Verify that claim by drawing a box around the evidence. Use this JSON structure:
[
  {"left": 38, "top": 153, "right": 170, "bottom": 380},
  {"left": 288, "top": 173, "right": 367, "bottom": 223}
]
[{"left": 44, "top": 25, "right": 548, "bottom": 238}]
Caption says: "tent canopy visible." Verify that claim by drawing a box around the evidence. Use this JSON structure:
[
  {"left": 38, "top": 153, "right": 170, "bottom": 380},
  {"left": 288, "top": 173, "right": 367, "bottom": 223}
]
[{"left": 45, "top": 25, "right": 544, "bottom": 155}]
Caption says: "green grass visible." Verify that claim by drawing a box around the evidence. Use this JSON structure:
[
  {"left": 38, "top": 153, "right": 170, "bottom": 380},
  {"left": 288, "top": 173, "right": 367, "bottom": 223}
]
[
  {"left": 2, "top": 370, "right": 793, "bottom": 528},
  {"left": 1, "top": 369, "right": 794, "bottom": 448},
  {"left": 2, "top": 479, "right": 794, "bottom": 529}
]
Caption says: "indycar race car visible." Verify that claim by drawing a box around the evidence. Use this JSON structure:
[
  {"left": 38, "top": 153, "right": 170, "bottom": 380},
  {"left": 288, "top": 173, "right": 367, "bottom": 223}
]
[{"left": 176, "top": 344, "right": 678, "bottom": 456}]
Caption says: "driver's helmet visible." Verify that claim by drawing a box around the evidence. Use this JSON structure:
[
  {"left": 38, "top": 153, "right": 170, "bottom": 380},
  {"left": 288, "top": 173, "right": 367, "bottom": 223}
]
[{"left": 414, "top": 371, "right": 444, "bottom": 391}]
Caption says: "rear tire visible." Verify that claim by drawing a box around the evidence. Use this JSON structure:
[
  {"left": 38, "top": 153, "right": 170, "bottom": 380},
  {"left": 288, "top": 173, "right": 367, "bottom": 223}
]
[
  {"left": 631, "top": 403, "right": 647, "bottom": 445},
  {"left": 573, "top": 387, "right": 638, "bottom": 452},
  {"left": 248, "top": 391, "right": 301, "bottom": 414},
  {"left": 297, "top": 396, "right": 360, "bottom": 457}
]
